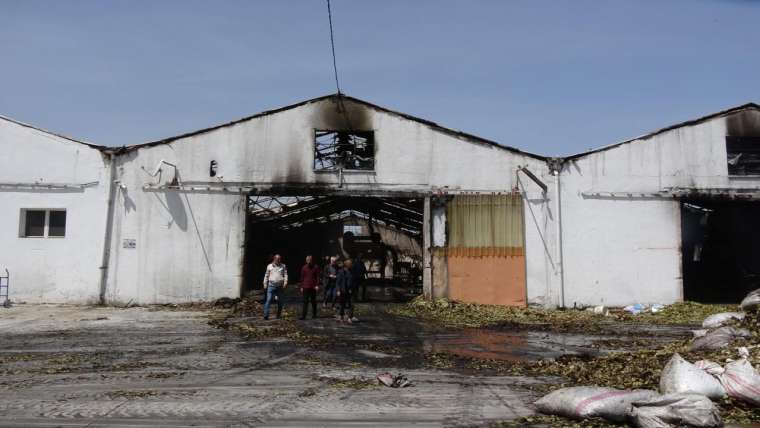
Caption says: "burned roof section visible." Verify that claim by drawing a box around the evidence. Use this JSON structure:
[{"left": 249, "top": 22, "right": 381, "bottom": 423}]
[{"left": 116, "top": 93, "right": 548, "bottom": 160}]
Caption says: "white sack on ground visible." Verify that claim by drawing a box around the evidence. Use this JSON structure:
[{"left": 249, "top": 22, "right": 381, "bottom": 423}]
[
  {"left": 626, "top": 393, "right": 722, "bottom": 428},
  {"left": 718, "top": 358, "right": 760, "bottom": 406},
  {"left": 534, "top": 386, "right": 658, "bottom": 422},
  {"left": 740, "top": 288, "right": 760, "bottom": 312},
  {"left": 689, "top": 326, "right": 751, "bottom": 351},
  {"left": 701, "top": 312, "right": 745, "bottom": 328},
  {"left": 695, "top": 350, "right": 760, "bottom": 406},
  {"left": 694, "top": 360, "right": 724, "bottom": 377},
  {"left": 659, "top": 354, "right": 725, "bottom": 399}
]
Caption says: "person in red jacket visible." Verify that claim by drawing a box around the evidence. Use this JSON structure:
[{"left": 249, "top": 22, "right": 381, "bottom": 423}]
[{"left": 299, "top": 255, "right": 321, "bottom": 320}]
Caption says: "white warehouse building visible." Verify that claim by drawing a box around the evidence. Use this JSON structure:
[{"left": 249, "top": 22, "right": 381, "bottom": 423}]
[{"left": 1, "top": 94, "right": 758, "bottom": 307}]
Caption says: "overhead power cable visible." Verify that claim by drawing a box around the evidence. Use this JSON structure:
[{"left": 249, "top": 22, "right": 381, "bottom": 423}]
[{"left": 326, "top": 0, "right": 342, "bottom": 94}]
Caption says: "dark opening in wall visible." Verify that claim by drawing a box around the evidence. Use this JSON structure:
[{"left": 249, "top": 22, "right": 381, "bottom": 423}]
[
  {"left": 681, "top": 200, "right": 760, "bottom": 303},
  {"left": 241, "top": 195, "right": 423, "bottom": 301},
  {"left": 726, "top": 136, "right": 760, "bottom": 176},
  {"left": 314, "top": 130, "right": 375, "bottom": 171}
]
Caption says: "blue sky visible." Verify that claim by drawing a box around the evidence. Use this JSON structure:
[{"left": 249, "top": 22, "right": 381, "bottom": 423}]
[{"left": 1, "top": 0, "right": 758, "bottom": 155}]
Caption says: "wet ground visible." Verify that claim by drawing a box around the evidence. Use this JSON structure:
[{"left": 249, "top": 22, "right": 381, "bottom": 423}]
[{"left": 0, "top": 303, "right": 691, "bottom": 427}]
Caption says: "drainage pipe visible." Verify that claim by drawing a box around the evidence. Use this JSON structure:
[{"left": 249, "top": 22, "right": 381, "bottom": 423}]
[
  {"left": 551, "top": 159, "right": 566, "bottom": 308},
  {"left": 99, "top": 153, "right": 118, "bottom": 305}
]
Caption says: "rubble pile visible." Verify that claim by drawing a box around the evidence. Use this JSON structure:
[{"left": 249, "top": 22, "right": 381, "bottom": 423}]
[
  {"left": 393, "top": 297, "right": 738, "bottom": 332},
  {"left": 527, "top": 289, "right": 760, "bottom": 427}
]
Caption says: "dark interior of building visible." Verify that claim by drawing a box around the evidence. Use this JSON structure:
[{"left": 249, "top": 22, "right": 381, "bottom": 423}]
[
  {"left": 241, "top": 196, "right": 424, "bottom": 300},
  {"left": 681, "top": 199, "right": 760, "bottom": 303}
]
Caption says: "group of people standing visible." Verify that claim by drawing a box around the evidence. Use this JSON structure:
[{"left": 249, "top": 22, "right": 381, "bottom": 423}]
[{"left": 262, "top": 253, "right": 367, "bottom": 323}]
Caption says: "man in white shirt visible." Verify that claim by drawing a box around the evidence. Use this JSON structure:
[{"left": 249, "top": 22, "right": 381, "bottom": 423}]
[{"left": 263, "top": 254, "right": 288, "bottom": 320}]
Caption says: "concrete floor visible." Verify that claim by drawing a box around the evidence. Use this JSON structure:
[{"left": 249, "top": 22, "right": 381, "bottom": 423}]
[{"left": 0, "top": 304, "right": 556, "bottom": 428}]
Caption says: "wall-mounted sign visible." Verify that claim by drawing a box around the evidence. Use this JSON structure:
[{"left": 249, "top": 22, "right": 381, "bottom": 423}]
[{"left": 123, "top": 239, "right": 136, "bottom": 249}]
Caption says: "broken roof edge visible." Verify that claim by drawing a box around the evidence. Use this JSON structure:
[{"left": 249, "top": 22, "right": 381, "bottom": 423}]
[
  {"left": 563, "top": 102, "right": 760, "bottom": 162},
  {"left": 115, "top": 93, "right": 547, "bottom": 160},
  {"left": 0, "top": 114, "right": 107, "bottom": 151}
]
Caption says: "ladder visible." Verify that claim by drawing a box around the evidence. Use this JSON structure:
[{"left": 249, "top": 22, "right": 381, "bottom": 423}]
[{"left": 0, "top": 269, "right": 9, "bottom": 308}]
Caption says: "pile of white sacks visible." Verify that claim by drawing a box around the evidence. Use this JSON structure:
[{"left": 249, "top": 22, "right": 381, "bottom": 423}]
[{"left": 535, "top": 289, "right": 760, "bottom": 427}]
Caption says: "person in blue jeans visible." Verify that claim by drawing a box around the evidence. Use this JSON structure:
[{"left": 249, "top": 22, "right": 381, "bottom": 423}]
[
  {"left": 322, "top": 256, "right": 339, "bottom": 308},
  {"left": 262, "top": 254, "right": 288, "bottom": 320},
  {"left": 336, "top": 259, "right": 358, "bottom": 323}
]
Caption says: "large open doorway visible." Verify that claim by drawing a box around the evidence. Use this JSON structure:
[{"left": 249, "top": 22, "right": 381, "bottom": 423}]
[
  {"left": 241, "top": 195, "right": 424, "bottom": 301},
  {"left": 681, "top": 199, "right": 760, "bottom": 303}
]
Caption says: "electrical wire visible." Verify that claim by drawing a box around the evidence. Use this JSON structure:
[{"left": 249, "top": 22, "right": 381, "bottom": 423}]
[{"left": 326, "top": 0, "right": 341, "bottom": 95}]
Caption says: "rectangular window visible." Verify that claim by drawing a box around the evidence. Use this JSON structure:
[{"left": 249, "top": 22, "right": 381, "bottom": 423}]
[
  {"left": 48, "top": 210, "right": 67, "bottom": 237},
  {"left": 726, "top": 136, "right": 760, "bottom": 176},
  {"left": 314, "top": 130, "right": 375, "bottom": 171},
  {"left": 20, "top": 209, "right": 66, "bottom": 238},
  {"left": 23, "top": 210, "right": 46, "bottom": 237}
]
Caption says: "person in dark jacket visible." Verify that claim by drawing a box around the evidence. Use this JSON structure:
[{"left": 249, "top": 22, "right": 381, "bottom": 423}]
[
  {"left": 352, "top": 253, "right": 368, "bottom": 302},
  {"left": 335, "top": 259, "right": 358, "bottom": 323},
  {"left": 299, "top": 255, "right": 321, "bottom": 320},
  {"left": 322, "top": 256, "right": 339, "bottom": 309}
]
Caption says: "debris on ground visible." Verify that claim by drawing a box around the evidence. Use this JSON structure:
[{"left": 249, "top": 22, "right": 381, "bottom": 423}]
[
  {"left": 390, "top": 297, "right": 738, "bottom": 331},
  {"left": 740, "top": 288, "right": 760, "bottom": 312},
  {"left": 659, "top": 353, "right": 725, "bottom": 399},
  {"left": 588, "top": 305, "right": 610, "bottom": 316},
  {"left": 702, "top": 312, "right": 746, "bottom": 329},
  {"left": 534, "top": 386, "right": 657, "bottom": 422},
  {"left": 315, "top": 374, "right": 378, "bottom": 390},
  {"left": 377, "top": 372, "right": 413, "bottom": 388},
  {"left": 514, "top": 290, "right": 760, "bottom": 426},
  {"left": 689, "top": 326, "right": 752, "bottom": 351},
  {"left": 106, "top": 389, "right": 166, "bottom": 399},
  {"left": 200, "top": 293, "right": 760, "bottom": 426},
  {"left": 298, "top": 387, "right": 318, "bottom": 397},
  {"left": 626, "top": 393, "right": 722, "bottom": 428},
  {"left": 622, "top": 303, "right": 665, "bottom": 315},
  {"left": 212, "top": 297, "right": 241, "bottom": 308}
]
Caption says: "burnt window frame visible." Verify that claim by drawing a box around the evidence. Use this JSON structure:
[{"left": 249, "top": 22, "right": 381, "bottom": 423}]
[
  {"left": 313, "top": 129, "right": 376, "bottom": 172},
  {"left": 726, "top": 136, "right": 760, "bottom": 177},
  {"left": 19, "top": 208, "right": 67, "bottom": 238}
]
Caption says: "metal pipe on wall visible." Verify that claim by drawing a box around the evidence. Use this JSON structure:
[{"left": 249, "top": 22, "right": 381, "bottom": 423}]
[
  {"left": 551, "top": 159, "right": 566, "bottom": 308},
  {"left": 98, "top": 153, "right": 118, "bottom": 305}
]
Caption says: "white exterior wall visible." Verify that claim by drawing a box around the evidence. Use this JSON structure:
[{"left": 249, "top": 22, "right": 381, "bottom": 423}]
[
  {"left": 0, "top": 118, "right": 110, "bottom": 303},
  {"left": 560, "top": 108, "right": 760, "bottom": 307},
  {"left": 105, "top": 97, "right": 560, "bottom": 305}
]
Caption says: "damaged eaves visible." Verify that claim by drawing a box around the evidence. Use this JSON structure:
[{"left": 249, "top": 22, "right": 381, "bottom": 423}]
[
  {"left": 0, "top": 114, "right": 106, "bottom": 151},
  {"left": 564, "top": 102, "right": 760, "bottom": 161}
]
